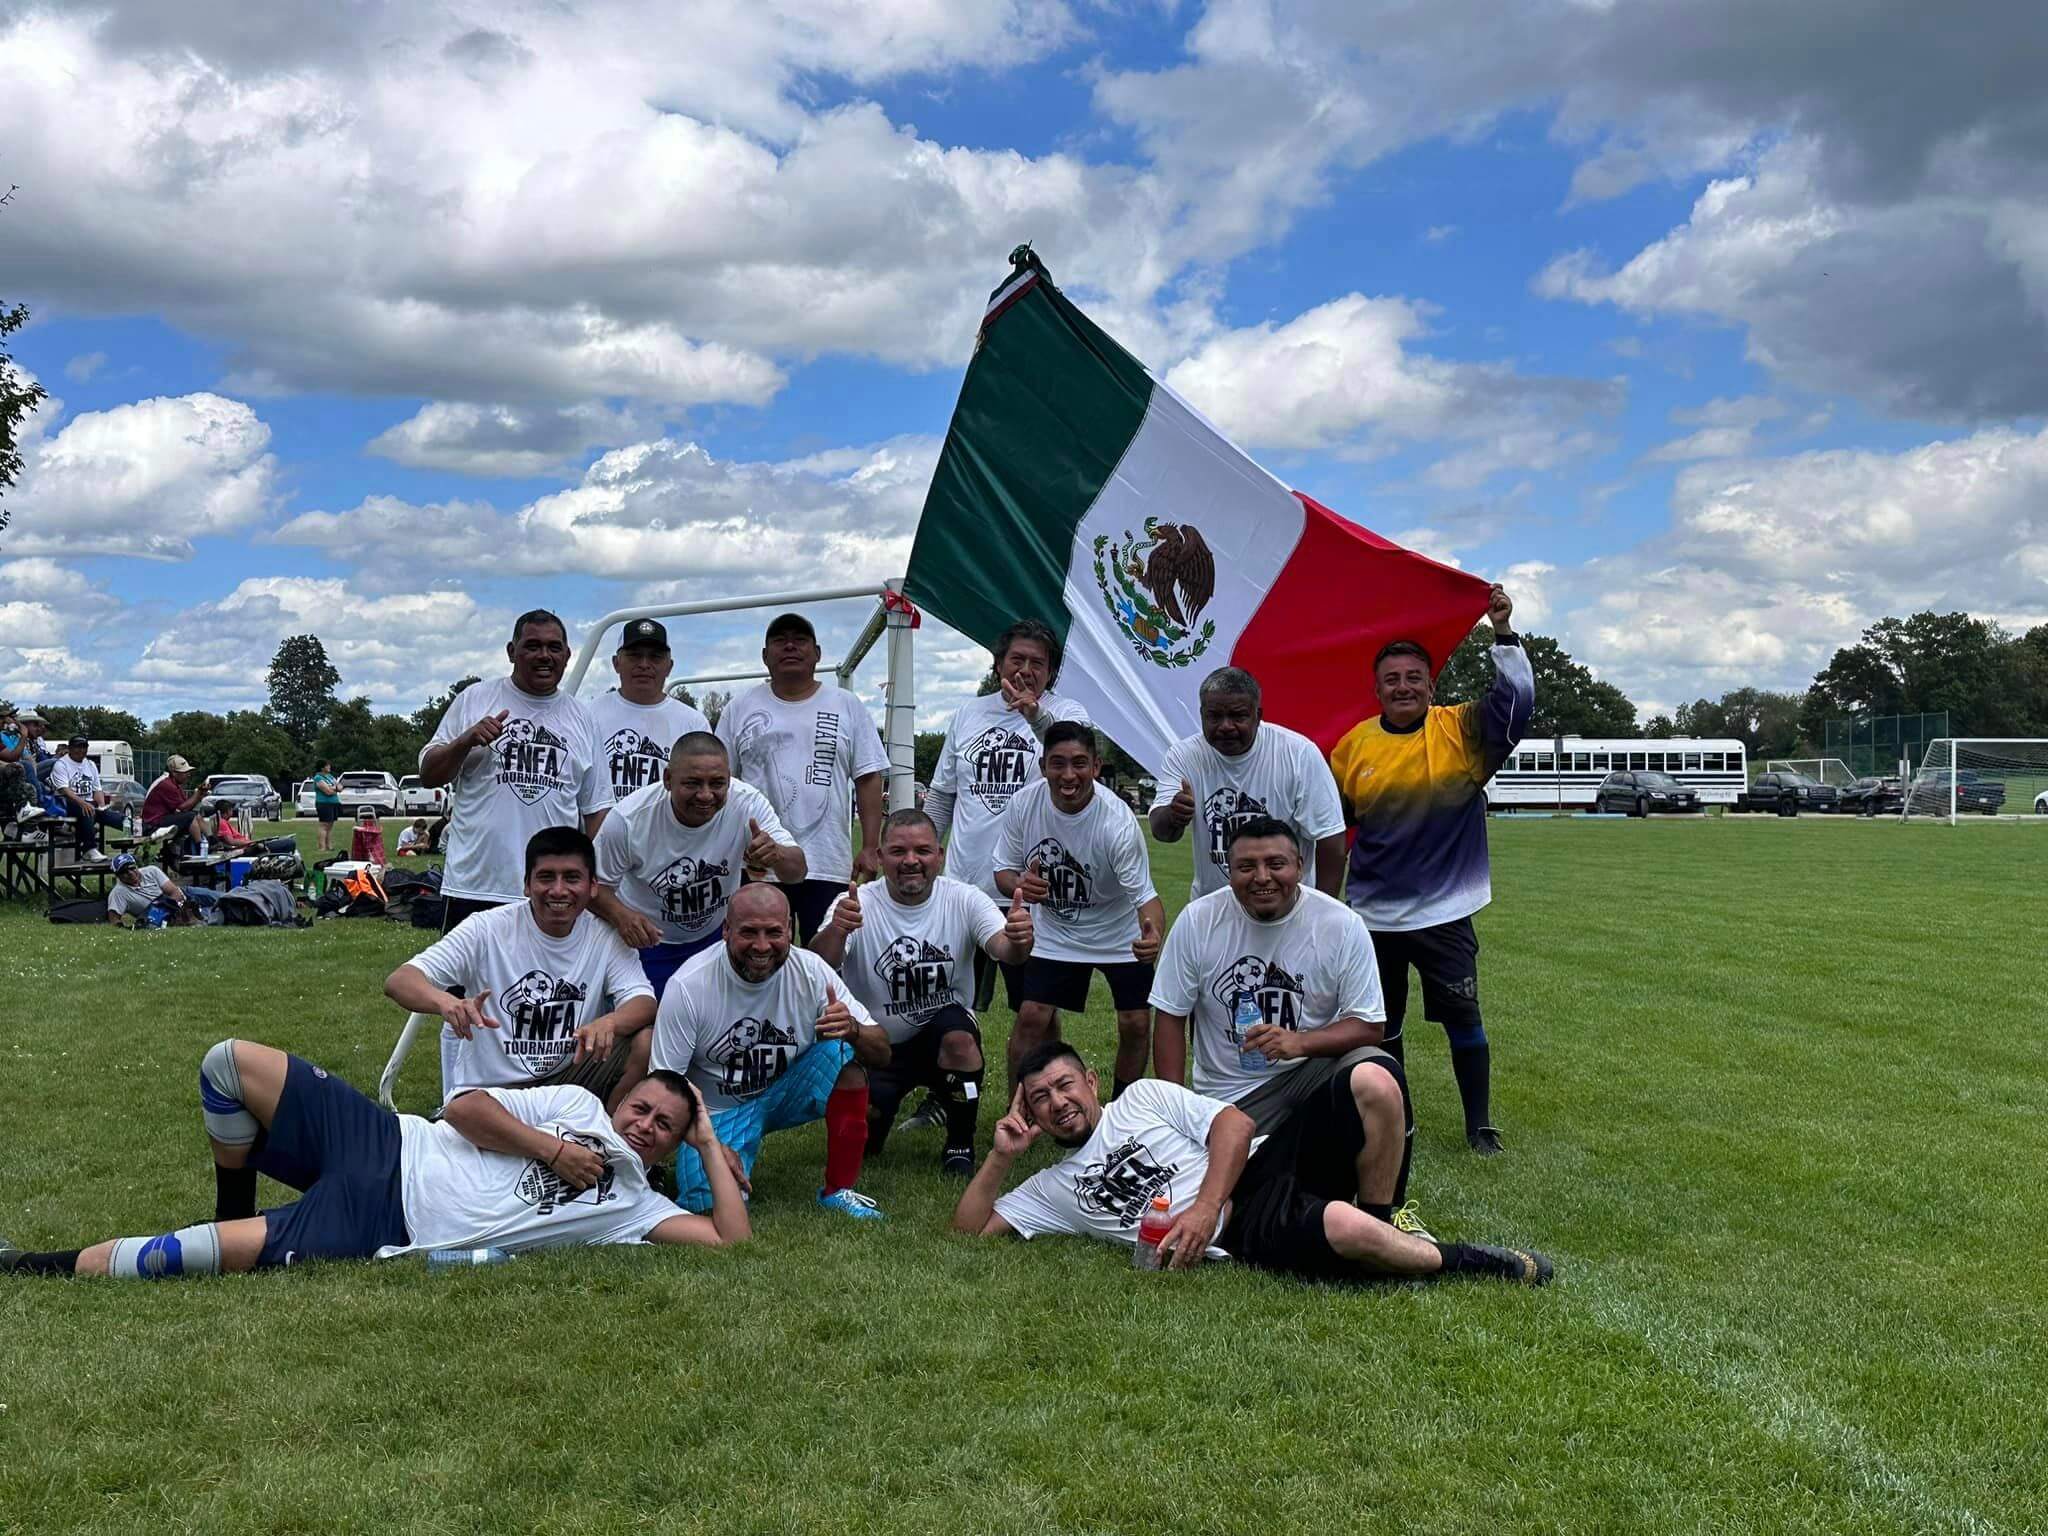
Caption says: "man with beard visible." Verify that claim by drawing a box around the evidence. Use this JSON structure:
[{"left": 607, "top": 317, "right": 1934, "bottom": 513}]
[
  {"left": 1329, "top": 584, "right": 1532, "bottom": 1156},
  {"left": 809, "top": 809, "right": 1036, "bottom": 1176},
  {"left": 2, "top": 1045, "right": 748, "bottom": 1279},
  {"left": 951, "top": 1041, "right": 1551, "bottom": 1287},
  {"left": 592, "top": 732, "right": 804, "bottom": 995},
  {"left": 995, "top": 723, "right": 1164, "bottom": 1101},
  {"left": 385, "top": 828, "right": 656, "bottom": 1108},
  {"left": 653, "top": 883, "right": 892, "bottom": 1220},
  {"left": 715, "top": 613, "right": 888, "bottom": 942},
  {"left": 587, "top": 619, "right": 712, "bottom": 806},
  {"left": 1148, "top": 668, "right": 1346, "bottom": 900},
  {"left": 418, "top": 609, "right": 610, "bottom": 1093},
  {"left": 1150, "top": 816, "right": 1420, "bottom": 1234}
]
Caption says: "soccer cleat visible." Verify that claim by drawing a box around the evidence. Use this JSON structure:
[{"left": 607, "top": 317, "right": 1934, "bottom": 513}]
[
  {"left": 1464, "top": 1243, "right": 1554, "bottom": 1286},
  {"left": 940, "top": 1148, "right": 975, "bottom": 1178},
  {"left": 897, "top": 1093, "right": 946, "bottom": 1133},
  {"left": 816, "top": 1187, "right": 886, "bottom": 1221},
  {"left": 1467, "top": 1125, "right": 1505, "bottom": 1157},
  {"left": 1390, "top": 1201, "right": 1435, "bottom": 1242}
]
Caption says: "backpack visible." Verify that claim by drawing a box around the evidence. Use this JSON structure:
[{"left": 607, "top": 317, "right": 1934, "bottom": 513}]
[{"left": 217, "top": 879, "right": 303, "bottom": 928}]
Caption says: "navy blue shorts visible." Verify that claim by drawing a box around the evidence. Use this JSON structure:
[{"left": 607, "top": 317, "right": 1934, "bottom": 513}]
[
  {"left": 638, "top": 931, "right": 721, "bottom": 998},
  {"left": 251, "top": 1056, "right": 409, "bottom": 1270}
]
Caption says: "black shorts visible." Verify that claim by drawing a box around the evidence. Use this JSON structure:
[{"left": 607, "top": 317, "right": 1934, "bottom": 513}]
[
  {"left": 1370, "top": 916, "right": 1481, "bottom": 1036},
  {"left": 783, "top": 878, "right": 846, "bottom": 945},
  {"left": 1008, "top": 955, "right": 1154, "bottom": 1013},
  {"left": 316, "top": 803, "right": 340, "bottom": 824},
  {"left": 250, "top": 1056, "right": 409, "bottom": 1269},
  {"left": 869, "top": 1004, "right": 981, "bottom": 1113},
  {"left": 1220, "top": 1055, "right": 1409, "bottom": 1283},
  {"left": 441, "top": 895, "right": 507, "bottom": 935},
  {"left": 972, "top": 949, "right": 1006, "bottom": 1012}
]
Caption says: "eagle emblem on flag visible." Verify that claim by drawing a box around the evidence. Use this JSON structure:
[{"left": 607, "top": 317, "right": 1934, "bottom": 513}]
[{"left": 1092, "top": 517, "right": 1217, "bottom": 669}]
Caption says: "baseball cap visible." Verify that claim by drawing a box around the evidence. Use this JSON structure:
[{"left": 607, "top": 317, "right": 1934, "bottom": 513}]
[
  {"left": 166, "top": 754, "right": 193, "bottom": 773},
  {"left": 67, "top": 735, "right": 88, "bottom": 748},
  {"left": 764, "top": 611, "right": 816, "bottom": 642},
  {"left": 618, "top": 618, "right": 670, "bottom": 652},
  {"left": 111, "top": 852, "right": 137, "bottom": 874}
]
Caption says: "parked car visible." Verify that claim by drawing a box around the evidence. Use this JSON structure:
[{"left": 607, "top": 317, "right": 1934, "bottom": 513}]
[
  {"left": 1909, "top": 769, "right": 2007, "bottom": 815},
  {"left": 335, "top": 770, "right": 401, "bottom": 816},
  {"left": 399, "top": 775, "right": 448, "bottom": 816},
  {"left": 2036, "top": 788, "right": 2048, "bottom": 815},
  {"left": 1593, "top": 769, "right": 1702, "bottom": 816},
  {"left": 100, "top": 774, "right": 146, "bottom": 811},
  {"left": 207, "top": 774, "right": 284, "bottom": 820},
  {"left": 1839, "top": 775, "right": 1905, "bottom": 816},
  {"left": 1732, "top": 770, "right": 1840, "bottom": 815}
]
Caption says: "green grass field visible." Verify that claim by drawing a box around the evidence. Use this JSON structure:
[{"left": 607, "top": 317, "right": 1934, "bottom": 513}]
[{"left": 2, "top": 819, "right": 2043, "bottom": 1535}]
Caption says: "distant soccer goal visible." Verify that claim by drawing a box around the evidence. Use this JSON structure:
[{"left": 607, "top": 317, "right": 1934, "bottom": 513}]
[
  {"left": 1901, "top": 739, "right": 2048, "bottom": 822},
  {"left": 1767, "top": 757, "right": 1861, "bottom": 788}
]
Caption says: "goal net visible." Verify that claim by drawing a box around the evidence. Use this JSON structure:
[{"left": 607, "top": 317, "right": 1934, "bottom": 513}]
[
  {"left": 1767, "top": 757, "right": 1860, "bottom": 788},
  {"left": 1901, "top": 739, "right": 2048, "bottom": 821}
]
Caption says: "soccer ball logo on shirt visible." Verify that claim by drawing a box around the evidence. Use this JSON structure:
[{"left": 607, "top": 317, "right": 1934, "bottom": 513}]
[
  {"left": 516, "top": 1128, "right": 618, "bottom": 1214},
  {"left": 492, "top": 718, "right": 575, "bottom": 806},
  {"left": 1208, "top": 956, "right": 1306, "bottom": 1038},
  {"left": 603, "top": 728, "right": 668, "bottom": 797},
  {"left": 1074, "top": 1137, "right": 1178, "bottom": 1225},
  {"left": 653, "top": 854, "right": 733, "bottom": 933},
  {"left": 962, "top": 723, "right": 1038, "bottom": 813},
  {"left": 1023, "top": 836, "right": 1091, "bottom": 919},
  {"left": 499, "top": 970, "right": 589, "bottom": 1066},
  {"left": 1201, "top": 786, "right": 1273, "bottom": 865},
  {"left": 707, "top": 1016, "right": 802, "bottom": 1101},
  {"left": 872, "top": 936, "right": 955, "bottom": 1021}
]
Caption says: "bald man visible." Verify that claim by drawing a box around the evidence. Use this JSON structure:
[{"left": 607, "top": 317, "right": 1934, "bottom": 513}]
[{"left": 650, "top": 884, "right": 894, "bottom": 1220}]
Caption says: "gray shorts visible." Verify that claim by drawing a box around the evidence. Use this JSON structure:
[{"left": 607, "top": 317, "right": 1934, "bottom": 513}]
[{"left": 1231, "top": 1045, "right": 1400, "bottom": 1135}]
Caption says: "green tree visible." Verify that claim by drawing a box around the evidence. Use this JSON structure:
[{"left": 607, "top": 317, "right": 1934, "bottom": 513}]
[
  {"left": 914, "top": 730, "right": 945, "bottom": 786},
  {"left": 1, "top": 279, "right": 49, "bottom": 538},
  {"left": 670, "top": 683, "right": 699, "bottom": 708},
  {"left": 312, "top": 698, "right": 383, "bottom": 776},
  {"left": 1435, "top": 628, "right": 1638, "bottom": 738},
  {"left": 266, "top": 634, "right": 341, "bottom": 742},
  {"left": 1675, "top": 688, "right": 1810, "bottom": 759},
  {"left": 37, "top": 705, "right": 150, "bottom": 744},
  {"left": 1643, "top": 713, "right": 1676, "bottom": 737},
  {"left": 1801, "top": 610, "right": 2042, "bottom": 741},
  {"left": 412, "top": 676, "right": 481, "bottom": 737},
  {"left": 699, "top": 689, "right": 731, "bottom": 728}
]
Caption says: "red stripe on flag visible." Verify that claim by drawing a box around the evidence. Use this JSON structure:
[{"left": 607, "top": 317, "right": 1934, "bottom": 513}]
[{"left": 1232, "top": 492, "right": 1493, "bottom": 755}]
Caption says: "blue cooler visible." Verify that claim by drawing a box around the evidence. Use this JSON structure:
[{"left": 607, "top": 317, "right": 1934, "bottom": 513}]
[{"left": 226, "top": 858, "right": 253, "bottom": 889}]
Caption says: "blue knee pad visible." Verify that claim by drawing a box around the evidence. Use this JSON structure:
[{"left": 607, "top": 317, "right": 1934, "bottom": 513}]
[
  {"left": 199, "top": 1039, "right": 258, "bottom": 1147},
  {"left": 109, "top": 1224, "right": 224, "bottom": 1279},
  {"left": 1445, "top": 1021, "right": 1488, "bottom": 1051}
]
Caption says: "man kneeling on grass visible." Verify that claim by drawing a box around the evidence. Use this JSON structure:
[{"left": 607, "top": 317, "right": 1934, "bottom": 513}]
[
  {"left": 952, "top": 1041, "right": 1551, "bottom": 1286},
  {"left": 1, "top": 1040, "right": 748, "bottom": 1278}
]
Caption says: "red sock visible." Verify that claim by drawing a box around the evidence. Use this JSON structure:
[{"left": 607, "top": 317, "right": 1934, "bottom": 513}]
[{"left": 823, "top": 1083, "right": 869, "bottom": 1194}]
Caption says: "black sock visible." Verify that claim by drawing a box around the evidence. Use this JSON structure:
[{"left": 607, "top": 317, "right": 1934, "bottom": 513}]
[
  {"left": 1449, "top": 1041, "right": 1491, "bottom": 1134},
  {"left": 2, "top": 1249, "right": 82, "bottom": 1276},
  {"left": 864, "top": 1112, "right": 893, "bottom": 1158},
  {"left": 940, "top": 1068, "right": 983, "bottom": 1157},
  {"left": 215, "top": 1164, "right": 258, "bottom": 1222},
  {"left": 1432, "top": 1241, "right": 1487, "bottom": 1278},
  {"left": 1363, "top": 1202, "right": 1393, "bottom": 1224}
]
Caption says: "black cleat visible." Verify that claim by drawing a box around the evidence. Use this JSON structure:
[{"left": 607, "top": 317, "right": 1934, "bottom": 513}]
[
  {"left": 940, "top": 1148, "right": 975, "bottom": 1179},
  {"left": 1467, "top": 1125, "right": 1505, "bottom": 1156},
  {"left": 1464, "top": 1243, "right": 1553, "bottom": 1285},
  {"left": 899, "top": 1094, "right": 946, "bottom": 1133}
]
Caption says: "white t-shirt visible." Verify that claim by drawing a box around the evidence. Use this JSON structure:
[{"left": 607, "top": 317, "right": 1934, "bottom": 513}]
[
  {"left": 594, "top": 778, "right": 789, "bottom": 949},
  {"left": 397, "top": 827, "right": 422, "bottom": 852},
  {"left": 651, "top": 944, "right": 877, "bottom": 1112},
  {"left": 993, "top": 1079, "right": 1232, "bottom": 1257},
  {"left": 423, "top": 678, "right": 608, "bottom": 903},
  {"left": 107, "top": 866, "right": 170, "bottom": 917},
  {"left": 930, "top": 691, "right": 1090, "bottom": 898},
  {"left": 407, "top": 902, "right": 653, "bottom": 1092},
  {"left": 48, "top": 755, "right": 101, "bottom": 801},
  {"left": 378, "top": 1084, "right": 679, "bottom": 1258},
  {"left": 823, "top": 876, "right": 1006, "bottom": 1043},
  {"left": 993, "top": 781, "right": 1157, "bottom": 964},
  {"left": 715, "top": 683, "right": 887, "bottom": 885},
  {"left": 1153, "top": 724, "right": 1346, "bottom": 899},
  {"left": 1149, "top": 887, "right": 1385, "bottom": 1105},
  {"left": 587, "top": 690, "right": 713, "bottom": 804}
]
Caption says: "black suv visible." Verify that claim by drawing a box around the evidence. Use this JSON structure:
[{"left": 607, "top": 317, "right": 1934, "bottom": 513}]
[
  {"left": 1840, "top": 775, "right": 1904, "bottom": 816},
  {"left": 1594, "top": 770, "right": 1703, "bottom": 816},
  {"left": 1732, "top": 770, "right": 1840, "bottom": 815}
]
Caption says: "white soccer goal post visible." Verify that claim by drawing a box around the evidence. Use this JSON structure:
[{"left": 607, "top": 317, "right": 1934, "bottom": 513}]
[
  {"left": 378, "top": 579, "right": 919, "bottom": 1108},
  {"left": 1767, "top": 757, "right": 1860, "bottom": 787},
  {"left": 1900, "top": 739, "right": 2048, "bottom": 824}
]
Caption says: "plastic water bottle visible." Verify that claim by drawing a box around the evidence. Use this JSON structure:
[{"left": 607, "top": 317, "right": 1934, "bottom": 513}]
[
  {"left": 1234, "top": 990, "right": 1269, "bottom": 1073},
  {"left": 425, "top": 1246, "right": 512, "bottom": 1269},
  {"left": 1133, "top": 1195, "right": 1173, "bottom": 1271}
]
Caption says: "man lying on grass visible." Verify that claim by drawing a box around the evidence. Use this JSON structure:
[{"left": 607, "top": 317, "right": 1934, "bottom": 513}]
[
  {"left": 952, "top": 1041, "right": 1551, "bottom": 1286},
  {"left": 1, "top": 1039, "right": 748, "bottom": 1279}
]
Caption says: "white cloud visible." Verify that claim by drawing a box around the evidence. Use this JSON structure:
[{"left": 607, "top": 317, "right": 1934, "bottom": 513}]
[
  {"left": 1643, "top": 395, "right": 1787, "bottom": 463},
  {"left": 366, "top": 401, "right": 651, "bottom": 477},
  {"left": 63, "top": 351, "right": 106, "bottom": 383},
  {"left": 5, "top": 393, "right": 277, "bottom": 559},
  {"left": 1163, "top": 293, "right": 1621, "bottom": 484}
]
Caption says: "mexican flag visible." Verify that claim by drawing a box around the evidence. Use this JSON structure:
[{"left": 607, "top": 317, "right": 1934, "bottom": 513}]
[{"left": 906, "top": 248, "right": 1492, "bottom": 772}]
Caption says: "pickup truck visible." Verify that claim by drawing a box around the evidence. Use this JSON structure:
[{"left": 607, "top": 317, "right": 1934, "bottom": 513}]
[
  {"left": 1732, "top": 770, "right": 1840, "bottom": 815},
  {"left": 1909, "top": 770, "right": 2007, "bottom": 815},
  {"left": 399, "top": 774, "right": 448, "bottom": 816}
]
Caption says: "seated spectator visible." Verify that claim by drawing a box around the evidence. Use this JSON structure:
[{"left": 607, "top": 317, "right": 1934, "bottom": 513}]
[
  {"left": 350, "top": 807, "right": 388, "bottom": 865},
  {"left": 106, "top": 851, "right": 194, "bottom": 927},
  {"left": 396, "top": 818, "right": 430, "bottom": 856},
  {"left": 209, "top": 800, "right": 255, "bottom": 851},
  {"left": 0, "top": 709, "right": 50, "bottom": 829},
  {"left": 140, "top": 755, "right": 208, "bottom": 841},
  {"left": 425, "top": 816, "right": 449, "bottom": 854},
  {"left": 48, "top": 737, "right": 126, "bottom": 863}
]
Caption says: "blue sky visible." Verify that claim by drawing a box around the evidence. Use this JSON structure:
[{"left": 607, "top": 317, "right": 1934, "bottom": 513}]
[{"left": 3, "top": 0, "right": 2044, "bottom": 730}]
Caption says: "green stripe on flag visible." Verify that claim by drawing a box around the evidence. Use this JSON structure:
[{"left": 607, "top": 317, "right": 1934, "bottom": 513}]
[{"left": 906, "top": 251, "right": 1154, "bottom": 652}]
